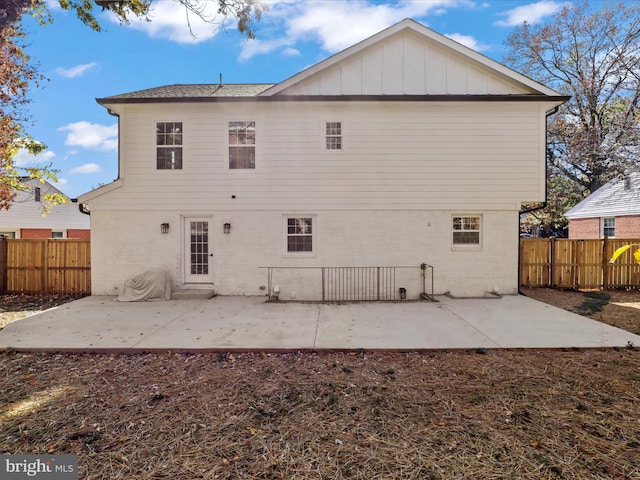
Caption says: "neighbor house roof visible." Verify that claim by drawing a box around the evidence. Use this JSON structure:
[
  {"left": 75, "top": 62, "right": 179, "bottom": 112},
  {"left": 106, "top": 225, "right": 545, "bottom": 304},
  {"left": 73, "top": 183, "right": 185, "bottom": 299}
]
[{"left": 565, "top": 173, "right": 640, "bottom": 219}]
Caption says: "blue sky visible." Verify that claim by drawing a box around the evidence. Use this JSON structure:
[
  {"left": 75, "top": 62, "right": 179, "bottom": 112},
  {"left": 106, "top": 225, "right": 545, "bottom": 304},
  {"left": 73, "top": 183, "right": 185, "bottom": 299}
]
[{"left": 17, "top": 0, "right": 584, "bottom": 198}]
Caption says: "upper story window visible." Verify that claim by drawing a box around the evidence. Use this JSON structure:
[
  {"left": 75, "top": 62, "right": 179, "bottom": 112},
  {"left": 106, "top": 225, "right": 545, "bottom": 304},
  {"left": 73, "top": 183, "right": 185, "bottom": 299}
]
[
  {"left": 34, "top": 187, "right": 41, "bottom": 202},
  {"left": 453, "top": 216, "right": 481, "bottom": 246},
  {"left": 229, "top": 121, "right": 255, "bottom": 169},
  {"left": 325, "top": 122, "right": 342, "bottom": 150},
  {"left": 156, "top": 122, "right": 183, "bottom": 170},
  {"left": 602, "top": 217, "right": 615, "bottom": 237}
]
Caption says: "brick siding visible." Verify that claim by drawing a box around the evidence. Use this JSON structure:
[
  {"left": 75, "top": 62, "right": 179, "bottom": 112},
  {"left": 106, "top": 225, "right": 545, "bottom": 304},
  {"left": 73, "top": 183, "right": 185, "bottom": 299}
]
[
  {"left": 569, "top": 215, "right": 640, "bottom": 239},
  {"left": 20, "top": 228, "right": 52, "bottom": 239}
]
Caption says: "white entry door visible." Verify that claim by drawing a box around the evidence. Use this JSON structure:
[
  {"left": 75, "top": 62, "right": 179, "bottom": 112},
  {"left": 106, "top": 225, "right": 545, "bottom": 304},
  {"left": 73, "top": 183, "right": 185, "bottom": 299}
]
[{"left": 184, "top": 217, "right": 213, "bottom": 283}]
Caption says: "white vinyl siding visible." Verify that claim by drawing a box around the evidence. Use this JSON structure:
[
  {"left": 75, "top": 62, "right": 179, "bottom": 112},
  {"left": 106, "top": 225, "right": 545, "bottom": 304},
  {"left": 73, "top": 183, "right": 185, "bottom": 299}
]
[{"left": 88, "top": 101, "right": 549, "bottom": 213}]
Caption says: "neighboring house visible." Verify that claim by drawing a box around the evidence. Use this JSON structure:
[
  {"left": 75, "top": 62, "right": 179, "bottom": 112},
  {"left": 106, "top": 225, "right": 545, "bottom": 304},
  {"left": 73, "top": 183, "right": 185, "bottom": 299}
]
[
  {"left": 78, "top": 19, "right": 567, "bottom": 299},
  {"left": 0, "top": 178, "right": 90, "bottom": 239},
  {"left": 565, "top": 173, "right": 640, "bottom": 239}
]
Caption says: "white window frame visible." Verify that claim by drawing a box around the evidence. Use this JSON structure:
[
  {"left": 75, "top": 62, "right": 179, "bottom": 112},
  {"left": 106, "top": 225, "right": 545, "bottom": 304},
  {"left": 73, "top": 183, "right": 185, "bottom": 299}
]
[
  {"left": 284, "top": 215, "right": 316, "bottom": 256},
  {"left": 602, "top": 217, "right": 615, "bottom": 238},
  {"left": 324, "top": 121, "right": 343, "bottom": 151},
  {"left": 452, "top": 215, "right": 482, "bottom": 249},
  {"left": 51, "top": 231, "right": 65, "bottom": 239},
  {"left": 156, "top": 121, "right": 184, "bottom": 170},
  {"left": 228, "top": 120, "right": 256, "bottom": 169}
]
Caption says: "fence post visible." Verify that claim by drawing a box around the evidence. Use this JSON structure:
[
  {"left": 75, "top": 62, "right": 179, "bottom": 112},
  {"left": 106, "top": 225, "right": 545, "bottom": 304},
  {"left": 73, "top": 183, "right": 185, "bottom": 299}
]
[
  {"left": 549, "top": 238, "right": 555, "bottom": 288},
  {"left": 0, "top": 236, "right": 7, "bottom": 293},
  {"left": 43, "top": 238, "right": 49, "bottom": 295},
  {"left": 602, "top": 237, "right": 608, "bottom": 289}
]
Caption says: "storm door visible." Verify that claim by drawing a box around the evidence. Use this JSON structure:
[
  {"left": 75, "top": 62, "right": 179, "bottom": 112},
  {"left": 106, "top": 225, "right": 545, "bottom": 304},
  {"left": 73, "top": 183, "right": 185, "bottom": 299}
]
[{"left": 184, "top": 217, "right": 213, "bottom": 283}]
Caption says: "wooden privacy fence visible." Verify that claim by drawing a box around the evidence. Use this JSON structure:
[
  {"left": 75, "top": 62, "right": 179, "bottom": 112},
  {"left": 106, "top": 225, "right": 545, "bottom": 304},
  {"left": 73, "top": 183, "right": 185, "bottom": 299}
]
[
  {"left": 0, "top": 237, "right": 91, "bottom": 294},
  {"left": 520, "top": 238, "right": 640, "bottom": 289}
]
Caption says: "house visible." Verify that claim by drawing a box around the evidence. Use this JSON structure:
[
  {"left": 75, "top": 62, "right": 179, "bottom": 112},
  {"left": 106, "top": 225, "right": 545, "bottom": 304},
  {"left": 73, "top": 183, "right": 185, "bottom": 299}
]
[
  {"left": 0, "top": 178, "right": 90, "bottom": 239},
  {"left": 565, "top": 173, "right": 640, "bottom": 239},
  {"left": 78, "top": 19, "right": 567, "bottom": 299}
]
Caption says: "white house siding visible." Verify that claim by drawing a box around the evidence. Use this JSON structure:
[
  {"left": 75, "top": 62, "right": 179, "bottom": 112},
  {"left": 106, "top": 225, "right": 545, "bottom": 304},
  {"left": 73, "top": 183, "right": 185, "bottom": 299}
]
[
  {"left": 278, "top": 31, "right": 530, "bottom": 96},
  {"left": 89, "top": 209, "right": 518, "bottom": 298},
  {"left": 93, "top": 100, "right": 549, "bottom": 213},
  {"left": 84, "top": 100, "right": 546, "bottom": 297},
  {"left": 0, "top": 179, "right": 90, "bottom": 236}
]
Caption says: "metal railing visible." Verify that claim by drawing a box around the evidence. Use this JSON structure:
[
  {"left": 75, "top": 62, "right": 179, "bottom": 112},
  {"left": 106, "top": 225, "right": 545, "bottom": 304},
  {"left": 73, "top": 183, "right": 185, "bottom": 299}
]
[{"left": 261, "top": 264, "right": 434, "bottom": 302}]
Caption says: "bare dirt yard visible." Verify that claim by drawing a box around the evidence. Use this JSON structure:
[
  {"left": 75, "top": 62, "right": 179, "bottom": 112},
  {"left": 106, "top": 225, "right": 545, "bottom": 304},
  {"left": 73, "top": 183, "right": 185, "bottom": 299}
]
[{"left": 1, "top": 291, "right": 639, "bottom": 479}]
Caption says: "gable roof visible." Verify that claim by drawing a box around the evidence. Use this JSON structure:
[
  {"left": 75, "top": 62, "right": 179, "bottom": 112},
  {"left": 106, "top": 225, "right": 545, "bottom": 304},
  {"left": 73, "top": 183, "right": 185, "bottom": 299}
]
[
  {"left": 260, "top": 18, "right": 563, "bottom": 98},
  {"left": 97, "top": 18, "right": 567, "bottom": 107},
  {"left": 565, "top": 173, "right": 640, "bottom": 219}
]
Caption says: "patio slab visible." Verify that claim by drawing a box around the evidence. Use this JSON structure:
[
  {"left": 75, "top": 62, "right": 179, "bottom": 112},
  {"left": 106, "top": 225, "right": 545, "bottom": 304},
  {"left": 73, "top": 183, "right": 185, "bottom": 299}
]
[{"left": 0, "top": 294, "right": 638, "bottom": 352}]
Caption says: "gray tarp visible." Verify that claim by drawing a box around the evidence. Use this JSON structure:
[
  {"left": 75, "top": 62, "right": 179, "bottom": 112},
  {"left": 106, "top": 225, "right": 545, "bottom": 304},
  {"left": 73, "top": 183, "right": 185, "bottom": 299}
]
[{"left": 117, "top": 271, "right": 172, "bottom": 302}]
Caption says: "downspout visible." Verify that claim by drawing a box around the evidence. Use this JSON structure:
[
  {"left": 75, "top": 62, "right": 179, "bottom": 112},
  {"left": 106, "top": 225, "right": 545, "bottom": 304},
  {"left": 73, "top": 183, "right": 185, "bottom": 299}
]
[
  {"left": 78, "top": 107, "right": 121, "bottom": 216},
  {"left": 518, "top": 104, "right": 561, "bottom": 293}
]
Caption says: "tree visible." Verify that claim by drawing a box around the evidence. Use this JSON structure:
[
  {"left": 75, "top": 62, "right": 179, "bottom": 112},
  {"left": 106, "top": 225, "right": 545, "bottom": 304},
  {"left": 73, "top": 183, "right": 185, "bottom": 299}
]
[
  {"left": 0, "top": 0, "right": 265, "bottom": 210},
  {"left": 505, "top": 1, "right": 640, "bottom": 235}
]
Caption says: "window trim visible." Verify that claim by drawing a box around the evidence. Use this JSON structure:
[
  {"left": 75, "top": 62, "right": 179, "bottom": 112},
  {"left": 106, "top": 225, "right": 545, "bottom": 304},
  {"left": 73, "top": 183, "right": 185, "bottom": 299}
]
[
  {"left": 283, "top": 215, "right": 316, "bottom": 256},
  {"left": 602, "top": 217, "right": 615, "bottom": 238},
  {"left": 324, "top": 121, "right": 343, "bottom": 152},
  {"left": 155, "top": 121, "right": 184, "bottom": 171},
  {"left": 228, "top": 120, "right": 257, "bottom": 170},
  {"left": 451, "top": 214, "right": 482, "bottom": 249}
]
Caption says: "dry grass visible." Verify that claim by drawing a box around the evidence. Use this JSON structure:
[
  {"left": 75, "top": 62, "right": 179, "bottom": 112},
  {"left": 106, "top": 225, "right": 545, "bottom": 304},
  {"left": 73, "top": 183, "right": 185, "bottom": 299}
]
[{"left": 1, "top": 291, "right": 640, "bottom": 479}]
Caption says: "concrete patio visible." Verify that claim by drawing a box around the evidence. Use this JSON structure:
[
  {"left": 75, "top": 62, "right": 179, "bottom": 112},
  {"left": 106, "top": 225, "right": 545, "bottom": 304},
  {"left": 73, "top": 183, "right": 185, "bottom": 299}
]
[
  {"left": 0, "top": 296, "right": 640, "bottom": 352},
  {"left": 1, "top": 294, "right": 639, "bottom": 352}
]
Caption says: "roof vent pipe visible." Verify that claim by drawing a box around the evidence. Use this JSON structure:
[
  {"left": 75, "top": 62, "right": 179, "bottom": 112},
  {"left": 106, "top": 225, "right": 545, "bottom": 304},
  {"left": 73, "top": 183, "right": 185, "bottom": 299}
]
[{"left": 219, "top": 73, "right": 223, "bottom": 87}]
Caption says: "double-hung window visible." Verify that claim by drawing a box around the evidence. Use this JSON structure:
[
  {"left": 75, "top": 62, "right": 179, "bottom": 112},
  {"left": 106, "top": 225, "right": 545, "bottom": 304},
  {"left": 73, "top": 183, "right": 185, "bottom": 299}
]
[
  {"left": 325, "top": 122, "right": 342, "bottom": 150},
  {"left": 229, "top": 121, "right": 255, "bottom": 169},
  {"left": 452, "top": 216, "right": 481, "bottom": 246},
  {"left": 287, "top": 217, "right": 313, "bottom": 253},
  {"left": 156, "top": 122, "right": 183, "bottom": 170},
  {"left": 602, "top": 217, "right": 615, "bottom": 237}
]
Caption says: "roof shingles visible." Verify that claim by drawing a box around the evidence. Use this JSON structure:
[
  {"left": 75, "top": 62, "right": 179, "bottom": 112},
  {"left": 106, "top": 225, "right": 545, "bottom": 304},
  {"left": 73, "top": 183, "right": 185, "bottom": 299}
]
[
  {"left": 565, "top": 172, "right": 640, "bottom": 219},
  {"left": 102, "top": 83, "right": 275, "bottom": 101}
]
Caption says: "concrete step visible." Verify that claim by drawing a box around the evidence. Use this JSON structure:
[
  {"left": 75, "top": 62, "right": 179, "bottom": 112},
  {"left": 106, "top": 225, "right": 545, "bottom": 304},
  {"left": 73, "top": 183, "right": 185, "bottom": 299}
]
[{"left": 172, "top": 289, "right": 216, "bottom": 300}]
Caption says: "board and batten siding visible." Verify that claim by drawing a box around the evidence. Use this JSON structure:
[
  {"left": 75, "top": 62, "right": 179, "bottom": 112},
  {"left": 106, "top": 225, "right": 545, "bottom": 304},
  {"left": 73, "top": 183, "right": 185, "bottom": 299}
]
[
  {"left": 89, "top": 100, "right": 549, "bottom": 213},
  {"left": 277, "top": 31, "right": 530, "bottom": 96}
]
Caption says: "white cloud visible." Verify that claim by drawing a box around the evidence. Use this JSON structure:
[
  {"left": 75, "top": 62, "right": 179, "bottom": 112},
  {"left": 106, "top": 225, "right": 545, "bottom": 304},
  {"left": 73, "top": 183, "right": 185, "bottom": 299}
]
[
  {"left": 13, "top": 148, "right": 56, "bottom": 167},
  {"left": 69, "top": 163, "right": 101, "bottom": 174},
  {"left": 240, "top": 0, "right": 461, "bottom": 60},
  {"left": 58, "top": 121, "right": 118, "bottom": 151},
  {"left": 53, "top": 178, "right": 68, "bottom": 188},
  {"left": 282, "top": 47, "right": 301, "bottom": 57},
  {"left": 55, "top": 62, "right": 98, "bottom": 78},
  {"left": 495, "top": 1, "right": 566, "bottom": 27},
  {"left": 113, "top": 0, "right": 227, "bottom": 44},
  {"left": 445, "top": 33, "right": 489, "bottom": 52}
]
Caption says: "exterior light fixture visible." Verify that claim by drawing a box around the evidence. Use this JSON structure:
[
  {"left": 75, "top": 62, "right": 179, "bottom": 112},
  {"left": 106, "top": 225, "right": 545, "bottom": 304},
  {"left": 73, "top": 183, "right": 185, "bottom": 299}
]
[
  {"left": 161, "top": 223, "right": 170, "bottom": 234},
  {"left": 223, "top": 223, "right": 231, "bottom": 234}
]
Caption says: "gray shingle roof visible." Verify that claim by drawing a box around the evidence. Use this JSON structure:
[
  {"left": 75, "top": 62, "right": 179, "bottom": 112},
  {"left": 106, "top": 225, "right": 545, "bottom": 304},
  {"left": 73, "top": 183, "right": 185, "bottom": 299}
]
[
  {"left": 100, "top": 83, "right": 275, "bottom": 101},
  {"left": 565, "top": 172, "right": 640, "bottom": 219}
]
